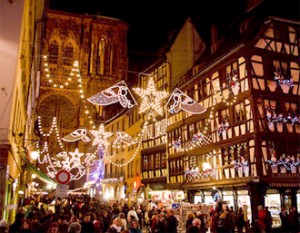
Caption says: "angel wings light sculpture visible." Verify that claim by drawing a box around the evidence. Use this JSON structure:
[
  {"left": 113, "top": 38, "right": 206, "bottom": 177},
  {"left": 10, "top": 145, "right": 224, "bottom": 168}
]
[
  {"left": 166, "top": 88, "right": 206, "bottom": 114},
  {"left": 87, "top": 81, "right": 137, "bottom": 109}
]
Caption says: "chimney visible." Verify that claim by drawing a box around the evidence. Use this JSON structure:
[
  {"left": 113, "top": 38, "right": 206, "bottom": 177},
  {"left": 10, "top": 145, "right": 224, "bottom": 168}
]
[{"left": 211, "top": 24, "right": 218, "bottom": 54}]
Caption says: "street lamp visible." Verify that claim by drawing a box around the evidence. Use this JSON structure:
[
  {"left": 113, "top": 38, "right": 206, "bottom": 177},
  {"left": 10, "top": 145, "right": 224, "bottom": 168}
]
[{"left": 30, "top": 150, "right": 39, "bottom": 160}]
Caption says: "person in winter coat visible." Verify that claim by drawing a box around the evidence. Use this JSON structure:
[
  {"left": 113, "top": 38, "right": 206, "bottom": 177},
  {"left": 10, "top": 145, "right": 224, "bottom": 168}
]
[
  {"left": 19, "top": 219, "right": 32, "bottom": 233},
  {"left": 106, "top": 218, "right": 124, "bottom": 233},
  {"left": 165, "top": 208, "right": 178, "bottom": 233},
  {"left": 257, "top": 205, "right": 267, "bottom": 233},
  {"left": 185, "top": 212, "right": 195, "bottom": 232},
  {"left": 187, "top": 218, "right": 206, "bottom": 233},
  {"left": 118, "top": 213, "right": 127, "bottom": 231},
  {"left": 279, "top": 207, "right": 288, "bottom": 233},
  {"left": 235, "top": 208, "right": 245, "bottom": 233},
  {"left": 80, "top": 213, "right": 95, "bottom": 233},
  {"left": 129, "top": 220, "right": 141, "bottom": 233},
  {"left": 0, "top": 219, "right": 9, "bottom": 233},
  {"left": 67, "top": 222, "right": 81, "bottom": 233},
  {"left": 47, "top": 222, "right": 60, "bottom": 233},
  {"left": 127, "top": 207, "right": 139, "bottom": 224},
  {"left": 288, "top": 206, "right": 299, "bottom": 233},
  {"left": 9, "top": 213, "right": 25, "bottom": 233}
]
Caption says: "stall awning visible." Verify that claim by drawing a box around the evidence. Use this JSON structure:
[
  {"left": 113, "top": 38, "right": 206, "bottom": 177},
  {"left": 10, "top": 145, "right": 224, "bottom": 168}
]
[{"left": 22, "top": 157, "right": 57, "bottom": 186}]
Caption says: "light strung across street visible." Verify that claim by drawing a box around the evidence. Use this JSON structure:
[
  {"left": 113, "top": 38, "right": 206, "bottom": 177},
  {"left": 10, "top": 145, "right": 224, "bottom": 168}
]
[{"left": 36, "top": 60, "right": 209, "bottom": 181}]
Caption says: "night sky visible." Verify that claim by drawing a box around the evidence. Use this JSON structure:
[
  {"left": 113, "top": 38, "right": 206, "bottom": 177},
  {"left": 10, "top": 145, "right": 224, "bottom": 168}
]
[{"left": 48, "top": 0, "right": 299, "bottom": 54}]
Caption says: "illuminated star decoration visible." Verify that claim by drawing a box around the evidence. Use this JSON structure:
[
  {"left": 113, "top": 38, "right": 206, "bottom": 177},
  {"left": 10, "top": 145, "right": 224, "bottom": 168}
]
[
  {"left": 87, "top": 81, "right": 137, "bottom": 109},
  {"left": 90, "top": 124, "right": 113, "bottom": 152},
  {"left": 46, "top": 149, "right": 88, "bottom": 181},
  {"left": 166, "top": 88, "right": 207, "bottom": 114},
  {"left": 133, "top": 76, "right": 169, "bottom": 116}
]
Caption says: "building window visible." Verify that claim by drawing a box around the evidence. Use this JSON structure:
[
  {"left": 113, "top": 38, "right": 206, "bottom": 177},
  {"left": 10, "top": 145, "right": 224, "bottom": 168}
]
[
  {"left": 49, "top": 41, "right": 59, "bottom": 64},
  {"left": 97, "top": 38, "right": 105, "bottom": 75},
  {"left": 143, "top": 156, "right": 148, "bottom": 170},
  {"left": 198, "top": 78, "right": 208, "bottom": 100},
  {"left": 63, "top": 44, "right": 73, "bottom": 66},
  {"left": 234, "top": 102, "right": 246, "bottom": 123}
]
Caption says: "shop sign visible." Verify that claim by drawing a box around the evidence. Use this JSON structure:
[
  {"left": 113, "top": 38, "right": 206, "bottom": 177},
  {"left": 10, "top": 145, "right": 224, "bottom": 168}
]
[
  {"left": 271, "top": 173, "right": 300, "bottom": 179},
  {"left": 172, "top": 203, "right": 180, "bottom": 209},
  {"left": 56, "top": 184, "right": 69, "bottom": 198}
]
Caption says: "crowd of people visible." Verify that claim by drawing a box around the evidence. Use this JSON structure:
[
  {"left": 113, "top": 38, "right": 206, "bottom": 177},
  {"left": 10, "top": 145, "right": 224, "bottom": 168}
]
[
  {"left": 0, "top": 194, "right": 299, "bottom": 233},
  {"left": 0, "top": 194, "right": 182, "bottom": 233}
]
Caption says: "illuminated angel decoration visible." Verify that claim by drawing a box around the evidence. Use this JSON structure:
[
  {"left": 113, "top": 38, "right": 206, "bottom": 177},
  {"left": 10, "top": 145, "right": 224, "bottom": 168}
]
[
  {"left": 133, "top": 76, "right": 169, "bottom": 116},
  {"left": 113, "top": 132, "right": 138, "bottom": 146},
  {"left": 62, "top": 128, "right": 91, "bottom": 143},
  {"left": 85, "top": 153, "right": 97, "bottom": 166},
  {"left": 87, "top": 81, "right": 137, "bottom": 109},
  {"left": 166, "top": 88, "right": 206, "bottom": 114}
]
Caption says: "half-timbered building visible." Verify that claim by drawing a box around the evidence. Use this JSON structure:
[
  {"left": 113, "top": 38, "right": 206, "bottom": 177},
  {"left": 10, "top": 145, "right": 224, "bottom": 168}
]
[{"left": 166, "top": 6, "right": 300, "bottom": 226}]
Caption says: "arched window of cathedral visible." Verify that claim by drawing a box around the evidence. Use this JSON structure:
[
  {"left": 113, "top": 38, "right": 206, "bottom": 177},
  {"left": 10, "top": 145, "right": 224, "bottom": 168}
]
[
  {"left": 49, "top": 41, "right": 59, "bottom": 64},
  {"left": 63, "top": 43, "right": 73, "bottom": 66},
  {"left": 106, "top": 41, "right": 114, "bottom": 76},
  {"left": 97, "top": 37, "right": 106, "bottom": 75}
]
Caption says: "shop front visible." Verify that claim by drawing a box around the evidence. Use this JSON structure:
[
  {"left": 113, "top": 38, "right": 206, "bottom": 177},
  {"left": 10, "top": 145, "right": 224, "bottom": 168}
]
[
  {"left": 148, "top": 189, "right": 185, "bottom": 204},
  {"left": 264, "top": 189, "right": 282, "bottom": 228},
  {"left": 101, "top": 177, "right": 125, "bottom": 202},
  {"left": 297, "top": 190, "right": 300, "bottom": 212},
  {"left": 222, "top": 190, "right": 235, "bottom": 208},
  {"left": 237, "top": 189, "right": 252, "bottom": 224}
]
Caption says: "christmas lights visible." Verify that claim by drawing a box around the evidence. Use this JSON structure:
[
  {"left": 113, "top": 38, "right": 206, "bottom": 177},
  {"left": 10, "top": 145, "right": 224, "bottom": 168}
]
[{"left": 133, "top": 76, "right": 169, "bottom": 116}]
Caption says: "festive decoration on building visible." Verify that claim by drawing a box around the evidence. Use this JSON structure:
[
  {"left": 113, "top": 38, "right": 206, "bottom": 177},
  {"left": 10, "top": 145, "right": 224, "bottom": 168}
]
[
  {"left": 233, "top": 156, "right": 249, "bottom": 176},
  {"left": 266, "top": 107, "right": 300, "bottom": 128},
  {"left": 112, "top": 132, "right": 138, "bottom": 146},
  {"left": 62, "top": 128, "right": 91, "bottom": 142},
  {"left": 192, "top": 131, "right": 205, "bottom": 144},
  {"left": 133, "top": 76, "right": 169, "bottom": 116},
  {"left": 172, "top": 136, "right": 182, "bottom": 149},
  {"left": 228, "top": 74, "right": 240, "bottom": 95},
  {"left": 267, "top": 154, "right": 300, "bottom": 172},
  {"left": 104, "top": 122, "right": 146, "bottom": 167},
  {"left": 186, "top": 132, "right": 212, "bottom": 150},
  {"left": 89, "top": 149, "right": 105, "bottom": 180},
  {"left": 166, "top": 88, "right": 206, "bottom": 114},
  {"left": 37, "top": 116, "right": 100, "bottom": 181},
  {"left": 274, "top": 71, "right": 293, "bottom": 88},
  {"left": 214, "top": 73, "right": 239, "bottom": 105},
  {"left": 217, "top": 119, "right": 230, "bottom": 136},
  {"left": 87, "top": 81, "right": 137, "bottom": 109},
  {"left": 90, "top": 124, "right": 113, "bottom": 152},
  {"left": 184, "top": 167, "right": 215, "bottom": 181},
  {"left": 45, "top": 148, "right": 96, "bottom": 181}
]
